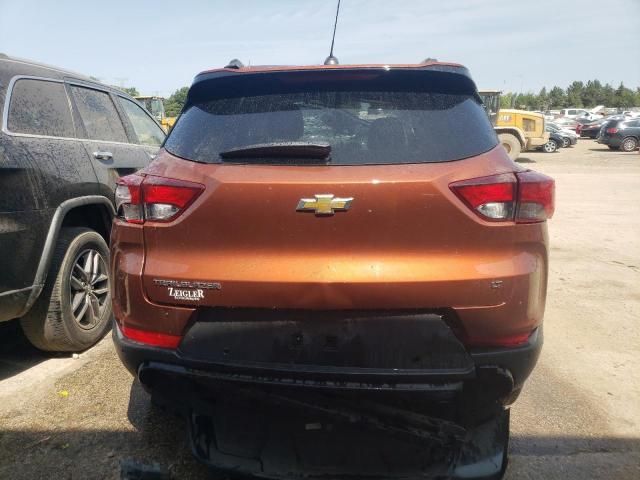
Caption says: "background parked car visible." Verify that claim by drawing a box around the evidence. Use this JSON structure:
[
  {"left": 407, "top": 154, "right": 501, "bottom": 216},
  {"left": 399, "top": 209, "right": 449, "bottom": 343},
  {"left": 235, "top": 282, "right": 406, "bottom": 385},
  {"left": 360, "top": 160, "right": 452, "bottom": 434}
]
[
  {"left": 0, "top": 55, "right": 166, "bottom": 351},
  {"left": 579, "top": 119, "right": 607, "bottom": 138},
  {"left": 553, "top": 117, "right": 580, "bottom": 132},
  {"left": 538, "top": 130, "right": 564, "bottom": 152},
  {"left": 559, "top": 108, "right": 589, "bottom": 119},
  {"left": 547, "top": 122, "right": 578, "bottom": 147},
  {"left": 598, "top": 118, "right": 640, "bottom": 151}
]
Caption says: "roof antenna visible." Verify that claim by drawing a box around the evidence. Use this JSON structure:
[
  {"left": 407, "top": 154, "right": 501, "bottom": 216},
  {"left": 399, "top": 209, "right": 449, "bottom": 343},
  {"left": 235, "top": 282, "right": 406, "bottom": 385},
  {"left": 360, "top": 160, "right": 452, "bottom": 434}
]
[{"left": 324, "top": 0, "right": 341, "bottom": 65}]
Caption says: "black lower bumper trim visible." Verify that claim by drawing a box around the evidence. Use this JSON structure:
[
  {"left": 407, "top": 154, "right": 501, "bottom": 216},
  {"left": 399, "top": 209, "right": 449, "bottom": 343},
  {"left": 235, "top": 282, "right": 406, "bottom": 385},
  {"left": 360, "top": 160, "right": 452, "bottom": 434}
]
[
  {"left": 114, "top": 318, "right": 541, "bottom": 396},
  {"left": 140, "top": 361, "right": 468, "bottom": 392}
]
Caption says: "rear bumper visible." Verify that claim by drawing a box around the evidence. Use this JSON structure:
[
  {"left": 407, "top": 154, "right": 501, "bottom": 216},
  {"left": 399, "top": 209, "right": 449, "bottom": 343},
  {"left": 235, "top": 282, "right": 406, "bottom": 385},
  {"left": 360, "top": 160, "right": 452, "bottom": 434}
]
[
  {"left": 598, "top": 135, "right": 620, "bottom": 146},
  {"left": 113, "top": 314, "right": 542, "bottom": 399},
  {"left": 582, "top": 130, "right": 599, "bottom": 138}
]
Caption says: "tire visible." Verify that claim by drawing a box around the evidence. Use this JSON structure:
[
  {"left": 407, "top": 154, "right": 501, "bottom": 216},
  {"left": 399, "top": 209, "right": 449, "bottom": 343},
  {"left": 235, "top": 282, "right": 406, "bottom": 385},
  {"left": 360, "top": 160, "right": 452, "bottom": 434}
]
[
  {"left": 620, "top": 136, "right": 638, "bottom": 152},
  {"left": 20, "top": 227, "right": 112, "bottom": 352},
  {"left": 497, "top": 133, "right": 521, "bottom": 161},
  {"left": 561, "top": 137, "right": 570, "bottom": 148},
  {"left": 542, "top": 139, "right": 558, "bottom": 153}
]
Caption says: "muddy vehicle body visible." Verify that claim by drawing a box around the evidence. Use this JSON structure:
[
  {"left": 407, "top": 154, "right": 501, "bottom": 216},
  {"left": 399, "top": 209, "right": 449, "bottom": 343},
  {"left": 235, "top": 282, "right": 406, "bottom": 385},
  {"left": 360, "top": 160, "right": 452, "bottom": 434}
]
[
  {"left": 0, "top": 55, "right": 165, "bottom": 351},
  {"left": 111, "top": 61, "right": 554, "bottom": 478}
]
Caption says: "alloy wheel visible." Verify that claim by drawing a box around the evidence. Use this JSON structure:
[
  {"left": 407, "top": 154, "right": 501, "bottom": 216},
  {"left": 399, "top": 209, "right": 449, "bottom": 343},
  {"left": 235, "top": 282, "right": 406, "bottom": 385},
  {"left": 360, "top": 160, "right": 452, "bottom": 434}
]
[
  {"left": 622, "top": 138, "right": 638, "bottom": 152},
  {"left": 69, "top": 249, "right": 110, "bottom": 330},
  {"left": 543, "top": 141, "right": 557, "bottom": 153}
]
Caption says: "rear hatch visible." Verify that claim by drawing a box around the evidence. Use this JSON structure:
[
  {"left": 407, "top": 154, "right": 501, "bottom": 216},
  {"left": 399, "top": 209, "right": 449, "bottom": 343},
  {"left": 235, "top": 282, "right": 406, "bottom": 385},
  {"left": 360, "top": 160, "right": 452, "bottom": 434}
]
[
  {"left": 135, "top": 67, "right": 547, "bottom": 321},
  {"left": 598, "top": 119, "right": 622, "bottom": 140}
]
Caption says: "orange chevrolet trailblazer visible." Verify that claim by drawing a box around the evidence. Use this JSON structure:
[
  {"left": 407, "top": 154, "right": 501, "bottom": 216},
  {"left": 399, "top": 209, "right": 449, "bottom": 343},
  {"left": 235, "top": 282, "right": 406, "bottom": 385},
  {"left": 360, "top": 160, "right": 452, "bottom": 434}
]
[{"left": 111, "top": 60, "right": 554, "bottom": 479}]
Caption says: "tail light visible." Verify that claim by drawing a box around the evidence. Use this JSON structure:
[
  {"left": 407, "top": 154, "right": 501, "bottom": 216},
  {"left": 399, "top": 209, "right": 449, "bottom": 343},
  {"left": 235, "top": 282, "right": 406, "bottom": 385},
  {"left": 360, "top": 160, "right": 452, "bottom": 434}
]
[
  {"left": 515, "top": 171, "right": 555, "bottom": 223},
  {"left": 115, "top": 174, "right": 204, "bottom": 224},
  {"left": 449, "top": 173, "right": 516, "bottom": 221},
  {"left": 606, "top": 127, "right": 618, "bottom": 134},
  {"left": 115, "top": 174, "right": 144, "bottom": 224},
  {"left": 450, "top": 171, "right": 554, "bottom": 223}
]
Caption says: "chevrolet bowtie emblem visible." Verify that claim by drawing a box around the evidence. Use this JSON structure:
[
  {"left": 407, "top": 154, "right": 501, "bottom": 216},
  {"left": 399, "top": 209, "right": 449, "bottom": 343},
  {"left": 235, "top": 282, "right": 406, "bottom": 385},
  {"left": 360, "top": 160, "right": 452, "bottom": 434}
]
[{"left": 296, "top": 194, "right": 353, "bottom": 215}]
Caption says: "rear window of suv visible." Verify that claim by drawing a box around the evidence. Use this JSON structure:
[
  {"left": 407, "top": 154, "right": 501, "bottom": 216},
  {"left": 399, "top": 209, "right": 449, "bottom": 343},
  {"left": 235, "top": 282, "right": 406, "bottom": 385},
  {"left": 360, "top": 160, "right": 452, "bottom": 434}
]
[{"left": 165, "top": 69, "right": 497, "bottom": 165}]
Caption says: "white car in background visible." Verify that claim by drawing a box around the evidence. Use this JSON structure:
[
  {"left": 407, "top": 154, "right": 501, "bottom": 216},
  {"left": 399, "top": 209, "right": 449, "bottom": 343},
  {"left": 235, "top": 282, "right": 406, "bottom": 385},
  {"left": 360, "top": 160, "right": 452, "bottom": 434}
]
[{"left": 559, "top": 108, "right": 589, "bottom": 119}]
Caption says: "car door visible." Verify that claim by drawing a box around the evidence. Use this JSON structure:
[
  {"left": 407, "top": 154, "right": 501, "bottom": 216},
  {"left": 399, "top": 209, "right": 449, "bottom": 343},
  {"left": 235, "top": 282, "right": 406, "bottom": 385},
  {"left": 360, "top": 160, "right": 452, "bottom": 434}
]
[
  {"left": 67, "top": 82, "right": 151, "bottom": 199},
  {"left": 627, "top": 119, "right": 640, "bottom": 137},
  {"left": 113, "top": 94, "right": 166, "bottom": 160}
]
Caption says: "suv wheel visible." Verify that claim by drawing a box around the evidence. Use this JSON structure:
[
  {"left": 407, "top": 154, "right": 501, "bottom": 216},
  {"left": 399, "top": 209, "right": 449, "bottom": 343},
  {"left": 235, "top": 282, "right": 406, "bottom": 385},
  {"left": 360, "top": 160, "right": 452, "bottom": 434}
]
[
  {"left": 561, "top": 137, "right": 570, "bottom": 148},
  {"left": 542, "top": 139, "right": 558, "bottom": 153},
  {"left": 20, "top": 227, "right": 112, "bottom": 352},
  {"left": 621, "top": 137, "right": 638, "bottom": 152}
]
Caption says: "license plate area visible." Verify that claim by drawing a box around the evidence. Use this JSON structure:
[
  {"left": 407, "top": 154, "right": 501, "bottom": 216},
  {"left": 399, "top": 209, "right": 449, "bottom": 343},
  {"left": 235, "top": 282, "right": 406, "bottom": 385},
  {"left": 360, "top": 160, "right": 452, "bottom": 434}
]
[{"left": 180, "top": 310, "right": 473, "bottom": 373}]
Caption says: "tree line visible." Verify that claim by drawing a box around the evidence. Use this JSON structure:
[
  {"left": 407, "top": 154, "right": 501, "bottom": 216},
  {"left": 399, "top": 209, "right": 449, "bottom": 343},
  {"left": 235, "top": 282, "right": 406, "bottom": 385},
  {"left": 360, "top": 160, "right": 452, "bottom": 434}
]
[
  {"left": 500, "top": 80, "right": 640, "bottom": 111},
  {"left": 115, "top": 86, "right": 188, "bottom": 117}
]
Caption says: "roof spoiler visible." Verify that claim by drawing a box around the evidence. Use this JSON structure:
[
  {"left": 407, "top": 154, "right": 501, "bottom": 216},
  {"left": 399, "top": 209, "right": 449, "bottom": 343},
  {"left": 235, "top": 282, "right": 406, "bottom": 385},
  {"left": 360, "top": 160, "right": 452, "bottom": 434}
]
[{"left": 188, "top": 66, "right": 479, "bottom": 105}]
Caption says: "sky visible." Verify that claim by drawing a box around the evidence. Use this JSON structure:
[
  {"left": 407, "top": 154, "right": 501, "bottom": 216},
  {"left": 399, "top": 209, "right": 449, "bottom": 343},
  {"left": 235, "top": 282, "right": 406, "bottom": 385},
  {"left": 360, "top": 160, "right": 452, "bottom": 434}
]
[{"left": 1, "top": 0, "right": 639, "bottom": 97}]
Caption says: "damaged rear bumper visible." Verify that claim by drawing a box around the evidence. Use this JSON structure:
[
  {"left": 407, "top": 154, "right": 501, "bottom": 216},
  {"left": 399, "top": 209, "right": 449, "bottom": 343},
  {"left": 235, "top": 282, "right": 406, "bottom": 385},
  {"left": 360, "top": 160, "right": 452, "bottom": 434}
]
[
  {"left": 114, "top": 313, "right": 540, "bottom": 479},
  {"left": 114, "top": 311, "right": 541, "bottom": 396}
]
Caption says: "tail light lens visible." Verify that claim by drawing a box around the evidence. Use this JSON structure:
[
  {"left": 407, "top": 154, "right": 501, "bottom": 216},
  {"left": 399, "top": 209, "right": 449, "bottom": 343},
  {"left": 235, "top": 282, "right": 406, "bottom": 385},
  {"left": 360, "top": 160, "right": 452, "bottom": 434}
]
[
  {"left": 142, "top": 176, "right": 205, "bottom": 222},
  {"left": 449, "top": 173, "right": 516, "bottom": 221},
  {"left": 115, "top": 174, "right": 144, "bottom": 224},
  {"left": 606, "top": 127, "right": 618, "bottom": 134},
  {"left": 515, "top": 171, "right": 555, "bottom": 222},
  {"left": 115, "top": 174, "right": 204, "bottom": 224},
  {"left": 450, "top": 171, "right": 554, "bottom": 223}
]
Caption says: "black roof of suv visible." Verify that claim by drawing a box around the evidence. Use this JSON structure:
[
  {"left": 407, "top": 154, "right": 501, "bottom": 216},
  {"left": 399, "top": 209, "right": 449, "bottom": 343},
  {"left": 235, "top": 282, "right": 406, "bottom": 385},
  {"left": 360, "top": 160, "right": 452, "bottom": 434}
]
[{"left": 0, "top": 54, "right": 166, "bottom": 351}]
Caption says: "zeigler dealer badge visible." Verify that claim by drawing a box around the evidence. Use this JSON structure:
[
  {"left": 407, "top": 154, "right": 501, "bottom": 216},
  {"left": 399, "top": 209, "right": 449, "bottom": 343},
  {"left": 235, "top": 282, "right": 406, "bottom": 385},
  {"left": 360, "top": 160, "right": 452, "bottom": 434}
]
[{"left": 152, "top": 278, "right": 222, "bottom": 302}]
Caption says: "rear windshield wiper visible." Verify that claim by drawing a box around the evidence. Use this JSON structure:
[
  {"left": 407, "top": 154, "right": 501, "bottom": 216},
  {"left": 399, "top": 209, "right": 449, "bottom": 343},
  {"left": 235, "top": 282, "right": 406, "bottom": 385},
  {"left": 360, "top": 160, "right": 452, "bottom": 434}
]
[{"left": 219, "top": 142, "right": 331, "bottom": 162}]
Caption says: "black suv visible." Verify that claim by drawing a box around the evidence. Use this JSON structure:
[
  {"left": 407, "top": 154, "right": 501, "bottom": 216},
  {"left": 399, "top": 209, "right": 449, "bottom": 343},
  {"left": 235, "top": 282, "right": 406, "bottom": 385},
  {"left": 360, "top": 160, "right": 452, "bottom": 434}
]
[
  {"left": 0, "top": 55, "right": 165, "bottom": 351},
  {"left": 598, "top": 117, "right": 640, "bottom": 151}
]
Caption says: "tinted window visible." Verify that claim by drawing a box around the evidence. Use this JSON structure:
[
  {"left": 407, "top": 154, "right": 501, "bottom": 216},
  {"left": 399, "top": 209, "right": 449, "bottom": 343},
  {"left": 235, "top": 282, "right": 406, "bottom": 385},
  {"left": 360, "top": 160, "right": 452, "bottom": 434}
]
[
  {"left": 118, "top": 97, "right": 165, "bottom": 146},
  {"left": 166, "top": 78, "right": 497, "bottom": 165},
  {"left": 7, "top": 79, "right": 74, "bottom": 137},
  {"left": 70, "top": 86, "right": 127, "bottom": 143}
]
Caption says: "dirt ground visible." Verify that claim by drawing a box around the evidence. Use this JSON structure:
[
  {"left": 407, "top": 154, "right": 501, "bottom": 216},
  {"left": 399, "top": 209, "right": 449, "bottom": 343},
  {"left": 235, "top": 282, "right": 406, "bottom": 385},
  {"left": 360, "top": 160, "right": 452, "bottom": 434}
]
[{"left": 0, "top": 139, "right": 638, "bottom": 479}]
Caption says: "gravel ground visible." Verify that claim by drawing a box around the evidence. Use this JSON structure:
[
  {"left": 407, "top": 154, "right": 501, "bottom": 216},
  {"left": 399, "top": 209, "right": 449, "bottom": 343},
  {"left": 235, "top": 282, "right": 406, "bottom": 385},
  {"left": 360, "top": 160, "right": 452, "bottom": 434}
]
[{"left": 0, "top": 139, "right": 638, "bottom": 479}]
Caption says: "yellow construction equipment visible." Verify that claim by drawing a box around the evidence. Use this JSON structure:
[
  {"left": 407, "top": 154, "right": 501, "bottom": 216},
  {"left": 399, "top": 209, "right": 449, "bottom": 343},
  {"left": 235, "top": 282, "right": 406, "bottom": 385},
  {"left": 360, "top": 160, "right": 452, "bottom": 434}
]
[
  {"left": 479, "top": 90, "right": 549, "bottom": 160},
  {"left": 135, "top": 96, "right": 176, "bottom": 132}
]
